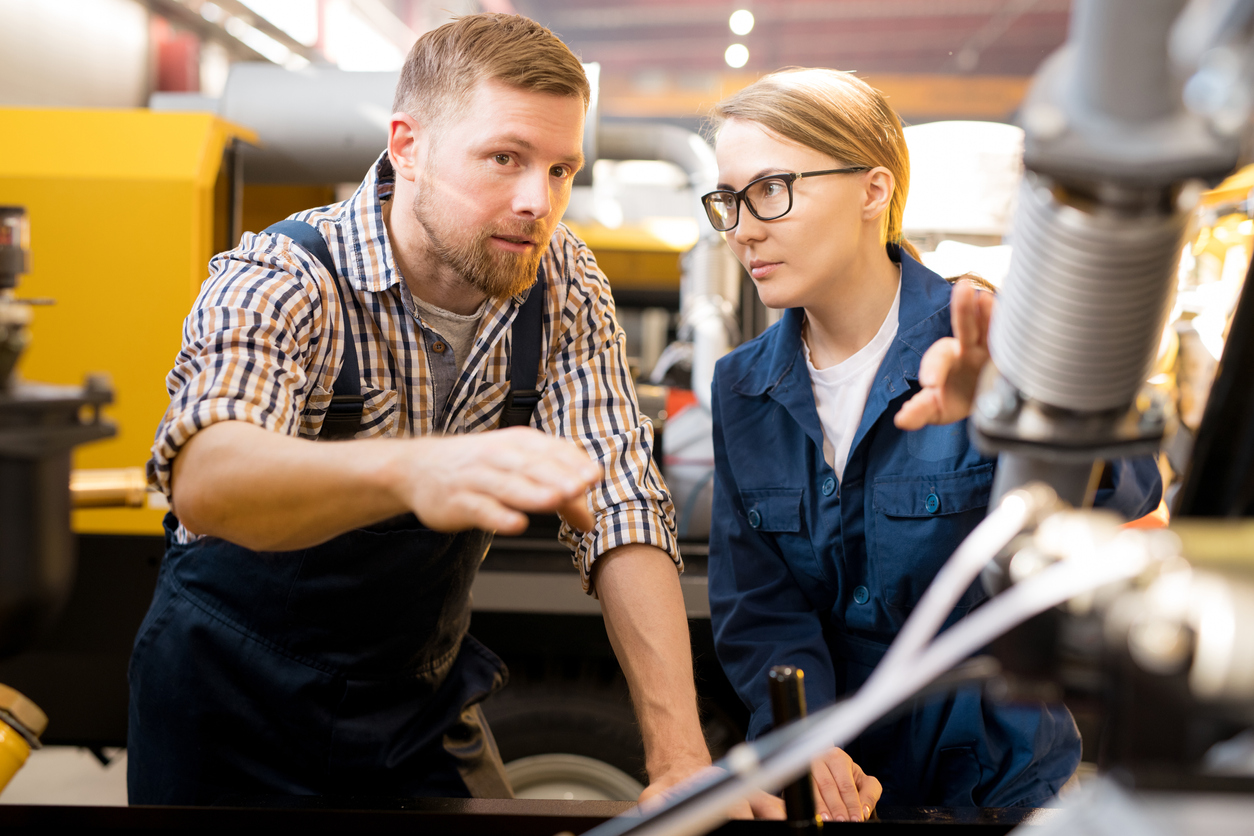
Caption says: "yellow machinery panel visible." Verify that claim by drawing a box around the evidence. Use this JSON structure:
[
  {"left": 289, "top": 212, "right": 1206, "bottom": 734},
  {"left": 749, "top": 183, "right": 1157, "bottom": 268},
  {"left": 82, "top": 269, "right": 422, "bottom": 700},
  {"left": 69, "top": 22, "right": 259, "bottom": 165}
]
[
  {"left": 0, "top": 109, "right": 256, "bottom": 535},
  {"left": 564, "top": 221, "right": 686, "bottom": 290}
]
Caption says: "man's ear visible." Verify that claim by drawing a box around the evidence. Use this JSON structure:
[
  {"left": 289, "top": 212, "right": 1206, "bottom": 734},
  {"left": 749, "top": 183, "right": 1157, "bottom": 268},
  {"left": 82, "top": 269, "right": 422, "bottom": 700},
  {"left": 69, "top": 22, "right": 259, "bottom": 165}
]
[
  {"left": 388, "top": 112, "right": 425, "bottom": 183},
  {"left": 861, "top": 167, "right": 895, "bottom": 223}
]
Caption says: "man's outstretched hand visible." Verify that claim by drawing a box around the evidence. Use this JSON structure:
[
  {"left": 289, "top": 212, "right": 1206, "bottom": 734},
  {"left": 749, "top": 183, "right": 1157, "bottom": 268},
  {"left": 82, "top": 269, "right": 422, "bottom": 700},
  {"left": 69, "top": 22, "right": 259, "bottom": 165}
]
[
  {"left": 894, "top": 279, "right": 995, "bottom": 431},
  {"left": 398, "top": 426, "right": 602, "bottom": 535}
]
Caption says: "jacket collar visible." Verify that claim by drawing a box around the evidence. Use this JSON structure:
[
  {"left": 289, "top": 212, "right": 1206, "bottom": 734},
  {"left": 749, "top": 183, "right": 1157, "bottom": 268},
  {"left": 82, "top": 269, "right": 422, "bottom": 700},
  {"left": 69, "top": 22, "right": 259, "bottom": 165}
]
[
  {"left": 733, "top": 245, "right": 955, "bottom": 399},
  {"left": 729, "top": 246, "right": 956, "bottom": 462}
]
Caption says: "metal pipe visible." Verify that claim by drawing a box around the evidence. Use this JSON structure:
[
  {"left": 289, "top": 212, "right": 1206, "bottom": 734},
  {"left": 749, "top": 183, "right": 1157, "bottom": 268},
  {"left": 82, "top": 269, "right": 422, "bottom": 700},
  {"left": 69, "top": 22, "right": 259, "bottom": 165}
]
[{"left": 70, "top": 467, "right": 150, "bottom": 509}]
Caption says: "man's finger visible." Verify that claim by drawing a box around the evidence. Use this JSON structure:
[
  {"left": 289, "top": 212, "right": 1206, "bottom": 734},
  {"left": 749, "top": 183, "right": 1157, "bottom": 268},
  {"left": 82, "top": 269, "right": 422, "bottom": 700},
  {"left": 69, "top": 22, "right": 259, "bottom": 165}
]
[
  {"left": 746, "top": 790, "right": 786, "bottom": 820},
  {"left": 489, "top": 430, "right": 603, "bottom": 494},
  {"left": 557, "top": 492, "right": 596, "bottom": 532},
  {"left": 497, "top": 427, "right": 603, "bottom": 484},
  {"left": 429, "top": 491, "right": 528, "bottom": 535}
]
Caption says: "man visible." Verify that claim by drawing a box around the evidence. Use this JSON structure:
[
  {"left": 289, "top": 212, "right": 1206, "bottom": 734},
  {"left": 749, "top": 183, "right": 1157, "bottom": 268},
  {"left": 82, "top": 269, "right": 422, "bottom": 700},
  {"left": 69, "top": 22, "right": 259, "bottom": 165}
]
[{"left": 128, "top": 14, "right": 712, "bottom": 805}]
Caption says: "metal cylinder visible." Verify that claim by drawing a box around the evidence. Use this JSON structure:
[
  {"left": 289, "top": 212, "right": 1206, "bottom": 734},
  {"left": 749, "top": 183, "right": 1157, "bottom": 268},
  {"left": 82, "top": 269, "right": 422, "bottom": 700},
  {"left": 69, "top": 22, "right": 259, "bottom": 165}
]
[
  {"left": 768, "top": 665, "right": 821, "bottom": 831},
  {"left": 0, "top": 452, "right": 75, "bottom": 657},
  {"left": 70, "top": 467, "right": 149, "bottom": 509},
  {"left": 1070, "top": 0, "right": 1186, "bottom": 124},
  {"left": 989, "top": 174, "right": 1186, "bottom": 412}
]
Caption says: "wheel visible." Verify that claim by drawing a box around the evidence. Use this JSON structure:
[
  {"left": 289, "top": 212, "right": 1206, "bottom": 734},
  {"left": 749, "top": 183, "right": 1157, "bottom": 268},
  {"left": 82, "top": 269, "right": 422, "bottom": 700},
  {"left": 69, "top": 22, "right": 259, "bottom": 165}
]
[
  {"left": 483, "top": 664, "right": 647, "bottom": 800},
  {"left": 504, "top": 753, "right": 644, "bottom": 800}
]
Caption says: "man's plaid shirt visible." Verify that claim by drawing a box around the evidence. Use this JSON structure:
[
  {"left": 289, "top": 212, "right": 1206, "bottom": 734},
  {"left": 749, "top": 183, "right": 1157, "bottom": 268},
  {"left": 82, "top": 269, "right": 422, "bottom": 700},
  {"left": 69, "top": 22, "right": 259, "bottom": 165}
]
[{"left": 149, "top": 153, "right": 680, "bottom": 591}]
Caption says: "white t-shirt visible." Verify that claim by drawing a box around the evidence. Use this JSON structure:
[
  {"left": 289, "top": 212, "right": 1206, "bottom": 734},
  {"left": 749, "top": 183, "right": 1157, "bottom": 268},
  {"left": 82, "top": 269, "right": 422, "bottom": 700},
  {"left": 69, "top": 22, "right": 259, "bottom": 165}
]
[{"left": 804, "top": 283, "right": 902, "bottom": 482}]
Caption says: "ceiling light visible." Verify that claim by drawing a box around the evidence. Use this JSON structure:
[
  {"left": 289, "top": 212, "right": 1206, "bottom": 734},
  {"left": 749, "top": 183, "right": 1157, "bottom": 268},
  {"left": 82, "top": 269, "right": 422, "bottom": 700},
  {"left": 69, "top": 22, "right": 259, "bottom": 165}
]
[
  {"left": 725, "top": 43, "right": 749, "bottom": 69},
  {"left": 729, "top": 10, "right": 754, "bottom": 36}
]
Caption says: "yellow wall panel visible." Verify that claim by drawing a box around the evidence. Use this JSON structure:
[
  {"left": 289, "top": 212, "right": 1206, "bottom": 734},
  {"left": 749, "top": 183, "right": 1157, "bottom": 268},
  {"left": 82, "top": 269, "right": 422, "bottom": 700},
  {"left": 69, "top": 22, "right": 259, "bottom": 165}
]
[{"left": 0, "top": 109, "right": 255, "bottom": 535}]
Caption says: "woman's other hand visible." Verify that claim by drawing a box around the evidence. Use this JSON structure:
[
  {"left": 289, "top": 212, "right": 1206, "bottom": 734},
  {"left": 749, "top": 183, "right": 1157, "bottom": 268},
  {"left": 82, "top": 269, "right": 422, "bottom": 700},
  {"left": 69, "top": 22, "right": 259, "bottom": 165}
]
[
  {"left": 894, "top": 279, "right": 995, "bottom": 430},
  {"left": 811, "top": 747, "right": 882, "bottom": 822}
]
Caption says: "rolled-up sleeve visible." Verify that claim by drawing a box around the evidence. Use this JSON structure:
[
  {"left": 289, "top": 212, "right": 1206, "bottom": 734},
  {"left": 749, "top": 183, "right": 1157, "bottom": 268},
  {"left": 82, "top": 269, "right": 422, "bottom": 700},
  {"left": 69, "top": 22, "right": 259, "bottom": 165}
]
[
  {"left": 535, "top": 231, "right": 680, "bottom": 592},
  {"left": 147, "top": 234, "right": 330, "bottom": 501}
]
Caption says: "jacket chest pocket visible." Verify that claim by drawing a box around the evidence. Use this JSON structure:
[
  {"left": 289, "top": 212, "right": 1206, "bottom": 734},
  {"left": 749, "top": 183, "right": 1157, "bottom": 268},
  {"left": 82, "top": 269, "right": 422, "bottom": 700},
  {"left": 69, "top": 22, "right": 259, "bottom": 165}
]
[
  {"left": 739, "top": 487, "right": 833, "bottom": 592},
  {"left": 870, "top": 463, "right": 993, "bottom": 615},
  {"left": 300, "top": 386, "right": 399, "bottom": 439}
]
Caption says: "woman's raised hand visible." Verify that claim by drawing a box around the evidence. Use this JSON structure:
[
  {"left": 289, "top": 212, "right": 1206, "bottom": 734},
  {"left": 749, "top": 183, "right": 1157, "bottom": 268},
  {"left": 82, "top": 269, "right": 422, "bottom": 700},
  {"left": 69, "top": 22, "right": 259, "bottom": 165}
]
[{"left": 894, "top": 279, "right": 995, "bottom": 431}]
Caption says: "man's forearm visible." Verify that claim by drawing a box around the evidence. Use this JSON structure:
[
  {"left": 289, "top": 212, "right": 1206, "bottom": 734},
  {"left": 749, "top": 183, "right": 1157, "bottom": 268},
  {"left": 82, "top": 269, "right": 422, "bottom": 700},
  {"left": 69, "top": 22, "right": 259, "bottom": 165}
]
[
  {"left": 594, "top": 543, "right": 711, "bottom": 791},
  {"left": 171, "top": 420, "right": 412, "bottom": 551},
  {"left": 170, "top": 420, "right": 601, "bottom": 551}
]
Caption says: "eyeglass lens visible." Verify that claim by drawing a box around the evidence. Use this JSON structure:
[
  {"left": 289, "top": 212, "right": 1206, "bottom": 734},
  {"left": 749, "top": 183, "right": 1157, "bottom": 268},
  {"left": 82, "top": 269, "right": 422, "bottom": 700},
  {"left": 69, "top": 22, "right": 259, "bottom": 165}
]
[{"left": 705, "top": 177, "right": 793, "bottom": 230}]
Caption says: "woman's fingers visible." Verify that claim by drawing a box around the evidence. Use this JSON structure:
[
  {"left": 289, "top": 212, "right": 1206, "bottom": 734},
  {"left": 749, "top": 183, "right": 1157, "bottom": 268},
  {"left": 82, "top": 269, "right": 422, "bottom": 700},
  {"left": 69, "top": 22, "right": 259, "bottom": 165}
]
[
  {"left": 857, "top": 767, "right": 883, "bottom": 819},
  {"left": 812, "top": 750, "right": 867, "bottom": 822},
  {"left": 893, "top": 281, "right": 998, "bottom": 431},
  {"left": 950, "top": 280, "right": 986, "bottom": 351},
  {"left": 893, "top": 388, "right": 941, "bottom": 431},
  {"left": 918, "top": 337, "right": 962, "bottom": 390},
  {"left": 894, "top": 337, "right": 960, "bottom": 430}
]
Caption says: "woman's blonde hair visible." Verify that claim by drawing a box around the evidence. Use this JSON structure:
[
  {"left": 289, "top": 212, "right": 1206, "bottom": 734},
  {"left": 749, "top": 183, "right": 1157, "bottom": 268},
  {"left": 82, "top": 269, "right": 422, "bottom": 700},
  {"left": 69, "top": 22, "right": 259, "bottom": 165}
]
[{"left": 712, "top": 68, "right": 920, "bottom": 260}]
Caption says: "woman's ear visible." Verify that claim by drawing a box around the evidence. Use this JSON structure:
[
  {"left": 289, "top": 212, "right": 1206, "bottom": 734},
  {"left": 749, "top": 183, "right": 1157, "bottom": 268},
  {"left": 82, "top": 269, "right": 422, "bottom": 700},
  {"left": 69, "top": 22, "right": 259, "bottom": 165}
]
[{"left": 861, "top": 167, "right": 895, "bottom": 223}]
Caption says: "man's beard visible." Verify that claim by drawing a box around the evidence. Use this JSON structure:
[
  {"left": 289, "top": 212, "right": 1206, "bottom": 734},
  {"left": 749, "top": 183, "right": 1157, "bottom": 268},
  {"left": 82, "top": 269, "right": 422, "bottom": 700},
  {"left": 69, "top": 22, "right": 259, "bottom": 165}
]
[{"left": 412, "top": 175, "right": 546, "bottom": 300}]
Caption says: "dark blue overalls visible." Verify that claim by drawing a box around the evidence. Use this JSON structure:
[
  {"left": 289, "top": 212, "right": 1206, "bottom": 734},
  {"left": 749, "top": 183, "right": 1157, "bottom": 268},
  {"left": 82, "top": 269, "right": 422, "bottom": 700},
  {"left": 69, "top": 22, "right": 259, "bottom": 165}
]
[
  {"left": 709, "top": 248, "right": 1163, "bottom": 807},
  {"left": 128, "top": 222, "right": 543, "bottom": 804}
]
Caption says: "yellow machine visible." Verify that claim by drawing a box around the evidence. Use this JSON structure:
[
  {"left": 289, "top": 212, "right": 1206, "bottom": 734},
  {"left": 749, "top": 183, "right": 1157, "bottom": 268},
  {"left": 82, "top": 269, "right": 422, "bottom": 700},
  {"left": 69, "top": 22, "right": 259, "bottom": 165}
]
[
  {"left": 0, "top": 109, "right": 255, "bottom": 536},
  {"left": 0, "top": 108, "right": 690, "bottom": 543}
]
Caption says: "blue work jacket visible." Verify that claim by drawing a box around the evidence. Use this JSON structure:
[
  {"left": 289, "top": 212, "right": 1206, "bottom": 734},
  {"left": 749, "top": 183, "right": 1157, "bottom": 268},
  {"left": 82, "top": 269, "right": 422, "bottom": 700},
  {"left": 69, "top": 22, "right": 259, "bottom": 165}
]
[{"left": 708, "top": 250, "right": 1162, "bottom": 807}]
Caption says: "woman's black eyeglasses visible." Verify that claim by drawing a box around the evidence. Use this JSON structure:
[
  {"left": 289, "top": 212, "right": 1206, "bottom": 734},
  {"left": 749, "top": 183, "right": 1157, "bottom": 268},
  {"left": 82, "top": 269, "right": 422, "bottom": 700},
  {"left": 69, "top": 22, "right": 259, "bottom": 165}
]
[{"left": 701, "top": 167, "right": 870, "bottom": 232}]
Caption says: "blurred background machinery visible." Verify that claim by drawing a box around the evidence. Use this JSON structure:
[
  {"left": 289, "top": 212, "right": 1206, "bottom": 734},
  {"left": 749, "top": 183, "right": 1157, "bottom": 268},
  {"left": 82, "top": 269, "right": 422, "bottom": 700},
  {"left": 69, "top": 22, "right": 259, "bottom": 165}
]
[{"left": 2, "top": 0, "right": 1254, "bottom": 815}]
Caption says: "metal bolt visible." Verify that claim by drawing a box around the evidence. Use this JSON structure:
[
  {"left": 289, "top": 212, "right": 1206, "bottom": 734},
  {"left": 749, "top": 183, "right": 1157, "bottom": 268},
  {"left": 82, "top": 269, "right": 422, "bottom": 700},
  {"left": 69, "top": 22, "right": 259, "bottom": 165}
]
[{"left": 977, "top": 386, "right": 1018, "bottom": 422}]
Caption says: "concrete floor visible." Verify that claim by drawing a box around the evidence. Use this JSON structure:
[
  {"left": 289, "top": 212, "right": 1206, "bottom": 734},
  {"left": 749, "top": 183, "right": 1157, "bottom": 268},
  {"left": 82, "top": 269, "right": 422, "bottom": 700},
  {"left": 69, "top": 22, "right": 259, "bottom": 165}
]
[{"left": 0, "top": 746, "right": 128, "bottom": 806}]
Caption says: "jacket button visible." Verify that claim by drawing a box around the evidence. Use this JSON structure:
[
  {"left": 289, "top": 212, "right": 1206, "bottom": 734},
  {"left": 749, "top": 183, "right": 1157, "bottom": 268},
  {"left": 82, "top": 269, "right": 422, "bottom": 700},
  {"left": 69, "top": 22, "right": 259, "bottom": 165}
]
[
  {"left": 853, "top": 585, "right": 870, "bottom": 604},
  {"left": 925, "top": 492, "right": 940, "bottom": 514},
  {"left": 432, "top": 341, "right": 447, "bottom": 354},
  {"left": 822, "top": 477, "right": 836, "bottom": 496},
  {"left": 747, "top": 509, "right": 761, "bottom": 528}
]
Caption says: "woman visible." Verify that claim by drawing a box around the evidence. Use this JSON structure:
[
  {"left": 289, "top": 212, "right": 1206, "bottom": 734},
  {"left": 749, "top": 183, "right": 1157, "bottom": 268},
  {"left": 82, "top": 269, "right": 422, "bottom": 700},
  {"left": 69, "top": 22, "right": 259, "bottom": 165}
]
[{"left": 704, "top": 69, "right": 1161, "bottom": 820}]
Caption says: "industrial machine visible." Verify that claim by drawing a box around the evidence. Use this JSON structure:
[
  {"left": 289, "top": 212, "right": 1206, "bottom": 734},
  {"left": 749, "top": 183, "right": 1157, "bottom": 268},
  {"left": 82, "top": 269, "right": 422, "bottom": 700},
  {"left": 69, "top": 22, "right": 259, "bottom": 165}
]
[
  {"left": 6, "top": 3, "right": 1254, "bottom": 831},
  {"left": 571, "top": 0, "right": 1254, "bottom": 833},
  {"left": 0, "top": 205, "right": 115, "bottom": 791}
]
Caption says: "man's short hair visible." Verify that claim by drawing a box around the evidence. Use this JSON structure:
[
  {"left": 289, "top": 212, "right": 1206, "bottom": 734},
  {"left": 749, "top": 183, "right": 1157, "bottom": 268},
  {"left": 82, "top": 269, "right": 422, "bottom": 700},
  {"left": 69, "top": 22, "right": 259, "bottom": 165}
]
[{"left": 393, "top": 13, "right": 590, "bottom": 132}]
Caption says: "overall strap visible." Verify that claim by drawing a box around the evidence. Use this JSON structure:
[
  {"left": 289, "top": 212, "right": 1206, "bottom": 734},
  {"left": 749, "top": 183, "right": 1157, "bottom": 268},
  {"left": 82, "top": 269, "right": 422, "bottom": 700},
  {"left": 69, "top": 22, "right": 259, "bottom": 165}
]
[
  {"left": 499, "top": 270, "right": 546, "bottom": 428},
  {"left": 264, "top": 220, "right": 363, "bottom": 440}
]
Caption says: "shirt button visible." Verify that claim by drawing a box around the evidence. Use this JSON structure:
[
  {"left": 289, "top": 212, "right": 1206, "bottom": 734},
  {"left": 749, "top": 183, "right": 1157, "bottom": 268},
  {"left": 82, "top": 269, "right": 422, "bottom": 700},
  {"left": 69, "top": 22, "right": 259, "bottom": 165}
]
[
  {"left": 432, "top": 341, "right": 447, "bottom": 354},
  {"left": 822, "top": 477, "right": 836, "bottom": 496},
  {"left": 925, "top": 493, "right": 940, "bottom": 514},
  {"left": 853, "top": 585, "right": 870, "bottom": 605},
  {"left": 747, "top": 509, "right": 761, "bottom": 529}
]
